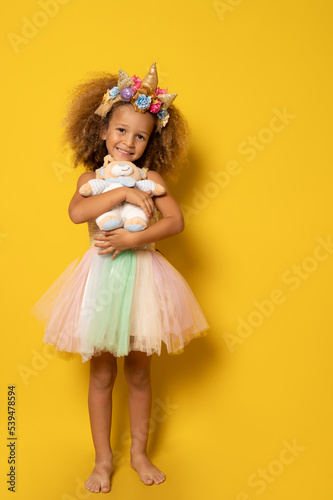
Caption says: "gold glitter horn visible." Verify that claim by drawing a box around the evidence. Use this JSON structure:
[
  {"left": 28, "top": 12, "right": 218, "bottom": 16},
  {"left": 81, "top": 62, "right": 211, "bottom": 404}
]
[{"left": 140, "top": 62, "right": 159, "bottom": 94}]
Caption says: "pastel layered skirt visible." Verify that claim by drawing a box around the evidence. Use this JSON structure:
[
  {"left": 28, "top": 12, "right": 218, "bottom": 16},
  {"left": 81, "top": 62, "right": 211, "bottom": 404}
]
[{"left": 31, "top": 247, "right": 209, "bottom": 362}]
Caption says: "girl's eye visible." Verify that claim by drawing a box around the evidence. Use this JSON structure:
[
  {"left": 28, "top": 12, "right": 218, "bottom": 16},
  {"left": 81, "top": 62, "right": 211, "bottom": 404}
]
[
  {"left": 137, "top": 134, "right": 145, "bottom": 140},
  {"left": 117, "top": 128, "right": 125, "bottom": 133}
]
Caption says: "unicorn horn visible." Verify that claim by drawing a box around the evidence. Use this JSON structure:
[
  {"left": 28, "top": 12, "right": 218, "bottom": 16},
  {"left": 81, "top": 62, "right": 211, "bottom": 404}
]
[{"left": 140, "top": 62, "right": 158, "bottom": 93}]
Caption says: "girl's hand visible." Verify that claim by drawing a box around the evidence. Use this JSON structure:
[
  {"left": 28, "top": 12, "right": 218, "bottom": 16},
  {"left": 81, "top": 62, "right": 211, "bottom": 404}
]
[
  {"left": 94, "top": 229, "right": 136, "bottom": 260},
  {"left": 124, "top": 188, "right": 154, "bottom": 219}
]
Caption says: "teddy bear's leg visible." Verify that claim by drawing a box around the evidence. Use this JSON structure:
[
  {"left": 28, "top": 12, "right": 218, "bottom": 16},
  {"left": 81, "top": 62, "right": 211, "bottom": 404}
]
[
  {"left": 96, "top": 210, "right": 123, "bottom": 231},
  {"left": 124, "top": 217, "right": 148, "bottom": 232},
  {"left": 122, "top": 204, "right": 148, "bottom": 232}
]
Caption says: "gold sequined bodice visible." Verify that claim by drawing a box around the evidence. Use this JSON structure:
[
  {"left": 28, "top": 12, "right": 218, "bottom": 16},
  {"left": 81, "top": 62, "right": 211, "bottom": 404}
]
[{"left": 88, "top": 219, "right": 103, "bottom": 247}]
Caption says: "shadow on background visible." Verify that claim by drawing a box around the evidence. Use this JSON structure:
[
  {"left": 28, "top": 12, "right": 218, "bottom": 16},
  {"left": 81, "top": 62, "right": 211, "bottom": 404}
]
[{"left": 108, "top": 144, "right": 226, "bottom": 462}]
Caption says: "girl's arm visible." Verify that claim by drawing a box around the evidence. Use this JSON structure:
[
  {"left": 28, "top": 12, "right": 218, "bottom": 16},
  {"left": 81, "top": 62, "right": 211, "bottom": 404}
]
[
  {"left": 94, "top": 170, "right": 184, "bottom": 259},
  {"left": 68, "top": 171, "right": 154, "bottom": 224},
  {"left": 134, "top": 170, "right": 184, "bottom": 243}
]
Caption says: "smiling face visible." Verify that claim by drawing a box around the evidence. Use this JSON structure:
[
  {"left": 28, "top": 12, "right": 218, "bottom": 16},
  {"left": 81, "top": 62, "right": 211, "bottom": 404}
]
[{"left": 101, "top": 104, "right": 155, "bottom": 162}]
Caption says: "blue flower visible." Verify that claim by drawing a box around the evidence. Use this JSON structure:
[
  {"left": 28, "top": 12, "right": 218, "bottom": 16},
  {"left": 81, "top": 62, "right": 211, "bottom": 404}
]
[
  {"left": 135, "top": 94, "right": 151, "bottom": 110},
  {"left": 109, "top": 87, "right": 120, "bottom": 98},
  {"left": 157, "top": 109, "right": 168, "bottom": 120}
]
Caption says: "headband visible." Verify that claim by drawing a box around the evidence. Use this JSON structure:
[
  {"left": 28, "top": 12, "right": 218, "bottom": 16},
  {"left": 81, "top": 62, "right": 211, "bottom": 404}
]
[{"left": 94, "top": 63, "right": 177, "bottom": 132}]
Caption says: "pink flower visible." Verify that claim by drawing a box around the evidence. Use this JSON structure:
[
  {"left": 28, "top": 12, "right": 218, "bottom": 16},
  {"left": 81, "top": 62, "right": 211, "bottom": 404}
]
[
  {"left": 156, "top": 87, "right": 167, "bottom": 95},
  {"left": 150, "top": 101, "right": 162, "bottom": 113},
  {"left": 132, "top": 75, "right": 142, "bottom": 90}
]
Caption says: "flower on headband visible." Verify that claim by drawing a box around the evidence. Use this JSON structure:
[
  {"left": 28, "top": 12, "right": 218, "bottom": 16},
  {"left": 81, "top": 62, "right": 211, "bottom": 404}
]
[
  {"left": 132, "top": 75, "right": 142, "bottom": 91},
  {"left": 120, "top": 87, "right": 134, "bottom": 101},
  {"left": 150, "top": 101, "right": 162, "bottom": 114},
  {"left": 109, "top": 87, "right": 120, "bottom": 99},
  {"left": 157, "top": 109, "right": 170, "bottom": 128},
  {"left": 102, "top": 90, "right": 111, "bottom": 103},
  {"left": 157, "top": 109, "right": 168, "bottom": 120},
  {"left": 135, "top": 94, "right": 151, "bottom": 110},
  {"left": 156, "top": 87, "right": 167, "bottom": 95}
]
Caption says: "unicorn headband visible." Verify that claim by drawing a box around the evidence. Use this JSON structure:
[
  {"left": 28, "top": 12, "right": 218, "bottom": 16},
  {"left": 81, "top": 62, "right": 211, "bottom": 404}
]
[{"left": 94, "top": 62, "right": 177, "bottom": 132}]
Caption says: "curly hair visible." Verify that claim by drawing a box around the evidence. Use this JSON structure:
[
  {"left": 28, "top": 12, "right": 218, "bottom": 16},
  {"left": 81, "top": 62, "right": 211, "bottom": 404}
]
[{"left": 62, "top": 73, "right": 190, "bottom": 179}]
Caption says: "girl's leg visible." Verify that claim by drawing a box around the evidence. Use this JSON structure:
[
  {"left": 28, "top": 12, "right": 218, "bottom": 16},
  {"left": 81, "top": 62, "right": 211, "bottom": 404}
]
[
  {"left": 124, "top": 350, "right": 166, "bottom": 485},
  {"left": 85, "top": 352, "right": 117, "bottom": 493}
]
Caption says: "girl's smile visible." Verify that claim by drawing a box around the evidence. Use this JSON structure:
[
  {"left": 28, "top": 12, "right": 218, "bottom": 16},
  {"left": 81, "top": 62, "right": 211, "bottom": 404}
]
[
  {"left": 101, "top": 104, "right": 155, "bottom": 162},
  {"left": 116, "top": 147, "right": 133, "bottom": 157}
]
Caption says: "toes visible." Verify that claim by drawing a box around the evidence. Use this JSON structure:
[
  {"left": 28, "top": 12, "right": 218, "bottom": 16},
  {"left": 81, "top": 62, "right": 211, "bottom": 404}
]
[
  {"left": 85, "top": 463, "right": 113, "bottom": 493},
  {"left": 85, "top": 479, "right": 92, "bottom": 490},
  {"left": 142, "top": 475, "right": 154, "bottom": 485},
  {"left": 85, "top": 480, "right": 100, "bottom": 493},
  {"left": 101, "top": 481, "right": 111, "bottom": 493},
  {"left": 85, "top": 476, "right": 107, "bottom": 493},
  {"left": 142, "top": 471, "right": 165, "bottom": 485},
  {"left": 154, "top": 473, "right": 165, "bottom": 484}
]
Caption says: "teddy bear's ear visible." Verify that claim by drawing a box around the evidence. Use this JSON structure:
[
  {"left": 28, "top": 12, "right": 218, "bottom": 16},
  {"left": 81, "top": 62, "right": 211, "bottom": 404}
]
[
  {"left": 103, "top": 154, "right": 113, "bottom": 167},
  {"left": 96, "top": 167, "right": 105, "bottom": 179},
  {"left": 140, "top": 167, "right": 149, "bottom": 180}
]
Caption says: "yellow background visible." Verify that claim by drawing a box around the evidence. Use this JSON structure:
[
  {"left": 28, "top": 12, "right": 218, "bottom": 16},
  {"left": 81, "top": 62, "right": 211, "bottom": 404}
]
[{"left": 1, "top": 0, "right": 333, "bottom": 498}]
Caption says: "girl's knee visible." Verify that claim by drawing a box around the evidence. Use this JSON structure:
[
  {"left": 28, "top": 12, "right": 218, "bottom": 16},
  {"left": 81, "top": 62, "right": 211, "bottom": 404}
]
[
  {"left": 125, "top": 367, "right": 150, "bottom": 388},
  {"left": 90, "top": 354, "right": 117, "bottom": 389},
  {"left": 91, "top": 370, "right": 117, "bottom": 390},
  {"left": 124, "top": 353, "right": 151, "bottom": 388}
]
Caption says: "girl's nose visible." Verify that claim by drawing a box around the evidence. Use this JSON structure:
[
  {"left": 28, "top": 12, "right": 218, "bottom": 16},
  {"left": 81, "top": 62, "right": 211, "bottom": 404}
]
[{"left": 124, "top": 135, "right": 135, "bottom": 148}]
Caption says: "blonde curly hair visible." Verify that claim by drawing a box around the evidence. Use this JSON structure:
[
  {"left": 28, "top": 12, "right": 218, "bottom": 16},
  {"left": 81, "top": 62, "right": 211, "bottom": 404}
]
[{"left": 62, "top": 73, "right": 190, "bottom": 179}]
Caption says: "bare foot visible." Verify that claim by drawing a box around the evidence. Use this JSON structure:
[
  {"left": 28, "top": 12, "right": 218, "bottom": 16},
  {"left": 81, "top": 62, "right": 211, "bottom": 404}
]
[
  {"left": 130, "top": 453, "right": 166, "bottom": 485},
  {"left": 85, "top": 459, "right": 113, "bottom": 493}
]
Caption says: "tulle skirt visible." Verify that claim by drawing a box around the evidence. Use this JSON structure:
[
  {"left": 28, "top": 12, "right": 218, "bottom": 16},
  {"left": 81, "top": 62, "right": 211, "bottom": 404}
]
[{"left": 31, "top": 247, "right": 208, "bottom": 362}]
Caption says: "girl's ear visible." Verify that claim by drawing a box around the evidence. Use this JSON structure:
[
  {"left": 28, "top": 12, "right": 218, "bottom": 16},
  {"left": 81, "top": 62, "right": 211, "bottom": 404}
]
[{"left": 99, "top": 122, "right": 108, "bottom": 140}]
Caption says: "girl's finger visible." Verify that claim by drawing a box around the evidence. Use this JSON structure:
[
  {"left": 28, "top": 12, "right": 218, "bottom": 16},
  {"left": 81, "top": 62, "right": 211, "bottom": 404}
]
[
  {"left": 94, "top": 236, "right": 108, "bottom": 242},
  {"left": 143, "top": 201, "right": 154, "bottom": 218},
  {"left": 97, "top": 246, "right": 113, "bottom": 255},
  {"left": 111, "top": 249, "right": 121, "bottom": 260}
]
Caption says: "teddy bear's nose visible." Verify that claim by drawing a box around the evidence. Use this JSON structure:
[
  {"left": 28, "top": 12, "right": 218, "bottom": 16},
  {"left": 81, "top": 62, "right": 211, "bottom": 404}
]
[{"left": 111, "top": 163, "right": 133, "bottom": 177}]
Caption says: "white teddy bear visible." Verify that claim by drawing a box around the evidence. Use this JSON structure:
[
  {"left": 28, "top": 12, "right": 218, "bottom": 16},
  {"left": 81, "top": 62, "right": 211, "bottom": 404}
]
[{"left": 79, "top": 155, "right": 165, "bottom": 232}]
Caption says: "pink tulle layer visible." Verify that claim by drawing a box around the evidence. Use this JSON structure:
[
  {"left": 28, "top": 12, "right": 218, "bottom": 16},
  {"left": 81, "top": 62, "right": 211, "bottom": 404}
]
[{"left": 31, "top": 247, "right": 209, "bottom": 362}]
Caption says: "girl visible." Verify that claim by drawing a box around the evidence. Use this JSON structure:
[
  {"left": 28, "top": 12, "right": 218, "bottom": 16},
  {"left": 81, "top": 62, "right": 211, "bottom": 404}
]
[{"left": 32, "top": 63, "right": 208, "bottom": 493}]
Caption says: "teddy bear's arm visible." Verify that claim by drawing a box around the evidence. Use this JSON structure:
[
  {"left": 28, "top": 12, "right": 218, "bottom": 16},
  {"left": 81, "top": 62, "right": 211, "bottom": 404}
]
[
  {"left": 136, "top": 179, "right": 165, "bottom": 196},
  {"left": 79, "top": 179, "right": 108, "bottom": 197}
]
